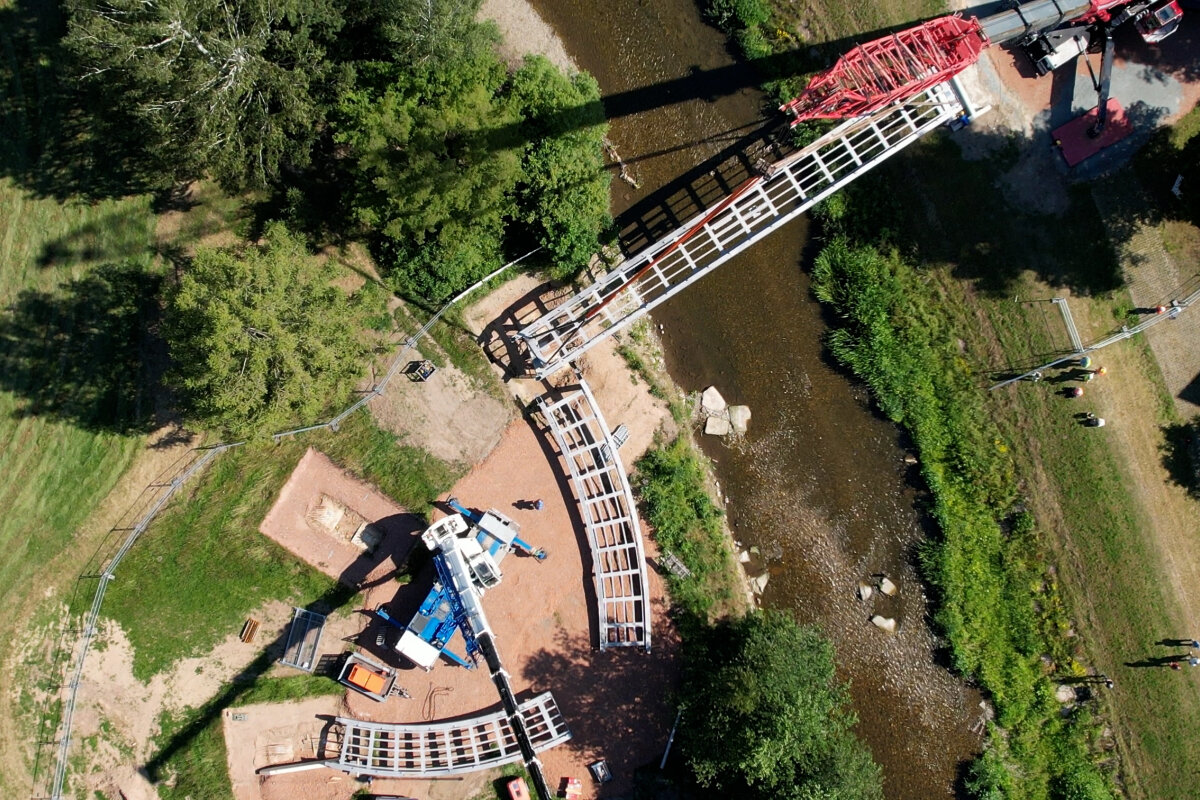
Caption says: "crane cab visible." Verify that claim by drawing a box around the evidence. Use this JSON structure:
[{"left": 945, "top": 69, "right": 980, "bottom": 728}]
[{"left": 1134, "top": 0, "right": 1183, "bottom": 41}]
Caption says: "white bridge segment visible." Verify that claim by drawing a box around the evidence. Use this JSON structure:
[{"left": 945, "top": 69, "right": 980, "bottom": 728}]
[
  {"left": 517, "top": 82, "right": 966, "bottom": 378},
  {"left": 329, "top": 692, "right": 571, "bottom": 777},
  {"left": 537, "top": 382, "right": 651, "bottom": 651}
]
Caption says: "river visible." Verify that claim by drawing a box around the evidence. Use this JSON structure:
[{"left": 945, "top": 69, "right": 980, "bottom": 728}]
[{"left": 525, "top": 0, "right": 984, "bottom": 797}]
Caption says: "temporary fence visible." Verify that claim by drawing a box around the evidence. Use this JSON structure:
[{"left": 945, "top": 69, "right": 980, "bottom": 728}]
[{"left": 34, "top": 250, "right": 538, "bottom": 800}]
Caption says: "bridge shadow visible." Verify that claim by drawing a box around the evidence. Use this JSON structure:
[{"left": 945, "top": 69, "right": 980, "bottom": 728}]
[
  {"left": 524, "top": 395, "right": 605, "bottom": 645},
  {"left": 477, "top": 281, "right": 582, "bottom": 380}
]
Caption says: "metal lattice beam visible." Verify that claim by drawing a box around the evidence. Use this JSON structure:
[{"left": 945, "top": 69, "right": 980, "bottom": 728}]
[
  {"left": 781, "top": 15, "right": 988, "bottom": 122},
  {"left": 516, "top": 83, "right": 967, "bottom": 378},
  {"left": 538, "top": 384, "right": 651, "bottom": 650},
  {"left": 329, "top": 692, "right": 571, "bottom": 777}
]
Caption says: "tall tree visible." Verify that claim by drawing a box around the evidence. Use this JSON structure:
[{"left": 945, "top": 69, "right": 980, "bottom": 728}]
[
  {"left": 334, "top": 39, "right": 524, "bottom": 300},
  {"left": 65, "top": 0, "right": 344, "bottom": 191},
  {"left": 510, "top": 56, "right": 611, "bottom": 276},
  {"left": 163, "top": 223, "right": 365, "bottom": 437},
  {"left": 678, "top": 610, "right": 883, "bottom": 800}
]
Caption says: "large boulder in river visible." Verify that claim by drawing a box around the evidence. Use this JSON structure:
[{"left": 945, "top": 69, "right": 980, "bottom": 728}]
[
  {"left": 701, "top": 385, "right": 727, "bottom": 414},
  {"left": 728, "top": 405, "right": 751, "bottom": 433},
  {"left": 870, "top": 615, "right": 897, "bottom": 633},
  {"left": 704, "top": 415, "right": 732, "bottom": 436}
]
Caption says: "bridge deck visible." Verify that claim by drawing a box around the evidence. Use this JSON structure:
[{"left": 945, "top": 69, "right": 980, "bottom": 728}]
[
  {"left": 537, "top": 382, "right": 651, "bottom": 651},
  {"left": 330, "top": 692, "right": 570, "bottom": 777},
  {"left": 517, "top": 82, "right": 966, "bottom": 378}
]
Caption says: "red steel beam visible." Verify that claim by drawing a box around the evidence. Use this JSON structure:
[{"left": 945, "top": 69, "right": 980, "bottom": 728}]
[{"left": 781, "top": 14, "right": 989, "bottom": 123}]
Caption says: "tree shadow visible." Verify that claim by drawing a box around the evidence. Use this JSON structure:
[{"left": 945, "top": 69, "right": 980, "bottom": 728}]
[
  {"left": 0, "top": 0, "right": 159, "bottom": 201},
  {"left": 519, "top": 624, "right": 679, "bottom": 798},
  {"left": 0, "top": 261, "right": 164, "bottom": 433},
  {"left": 1160, "top": 420, "right": 1200, "bottom": 499},
  {"left": 36, "top": 206, "right": 157, "bottom": 268}
]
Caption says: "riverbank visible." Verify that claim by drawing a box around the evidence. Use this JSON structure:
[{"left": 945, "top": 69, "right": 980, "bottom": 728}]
[
  {"left": 523, "top": 0, "right": 990, "bottom": 796},
  {"left": 742, "top": 5, "right": 1200, "bottom": 799}
]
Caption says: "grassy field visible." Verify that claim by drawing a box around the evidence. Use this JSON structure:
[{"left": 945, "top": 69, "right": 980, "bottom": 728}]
[
  {"left": 0, "top": 184, "right": 158, "bottom": 613},
  {"left": 0, "top": 2, "right": 167, "bottom": 788},
  {"left": 102, "top": 412, "right": 458, "bottom": 681}
]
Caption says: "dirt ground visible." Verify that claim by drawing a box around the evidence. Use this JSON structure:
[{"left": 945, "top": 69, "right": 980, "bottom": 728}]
[
  {"left": 243, "top": 419, "right": 677, "bottom": 800},
  {"left": 68, "top": 600, "right": 307, "bottom": 800},
  {"left": 259, "top": 448, "right": 427, "bottom": 587},
  {"left": 367, "top": 352, "right": 515, "bottom": 468}
]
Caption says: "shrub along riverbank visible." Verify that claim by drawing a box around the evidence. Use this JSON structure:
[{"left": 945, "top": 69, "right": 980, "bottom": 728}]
[
  {"left": 697, "top": 5, "right": 1136, "bottom": 797},
  {"left": 810, "top": 202, "right": 1111, "bottom": 798},
  {"left": 635, "top": 435, "right": 883, "bottom": 799}
]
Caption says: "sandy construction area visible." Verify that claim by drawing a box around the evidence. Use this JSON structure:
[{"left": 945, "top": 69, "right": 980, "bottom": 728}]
[
  {"left": 259, "top": 448, "right": 426, "bottom": 588},
  {"left": 242, "top": 416, "right": 677, "bottom": 800}
]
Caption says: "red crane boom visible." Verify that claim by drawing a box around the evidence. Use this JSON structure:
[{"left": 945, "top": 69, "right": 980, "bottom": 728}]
[{"left": 779, "top": 15, "right": 988, "bottom": 123}]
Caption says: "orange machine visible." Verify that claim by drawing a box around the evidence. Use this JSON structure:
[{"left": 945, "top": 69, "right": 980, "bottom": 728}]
[{"left": 346, "top": 663, "right": 386, "bottom": 695}]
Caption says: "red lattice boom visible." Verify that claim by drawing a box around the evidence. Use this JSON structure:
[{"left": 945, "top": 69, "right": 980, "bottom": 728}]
[{"left": 781, "top": 14, "right": 989, "bottom": 123}]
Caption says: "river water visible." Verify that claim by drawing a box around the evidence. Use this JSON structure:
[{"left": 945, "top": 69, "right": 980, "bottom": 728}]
[{"left": 526, "top": 0, "right": 984, "bottom": 796}]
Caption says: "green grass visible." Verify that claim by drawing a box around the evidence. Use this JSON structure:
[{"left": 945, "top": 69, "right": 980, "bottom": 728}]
[
  {"left": 634, "top": 436, "right": 739, "bottom": 618},
  {"left": 0, "top": 179, "right": 158, "bottom": 617},
  {"left": 103, "top": 411, "right": 458, "bottom": 681},
  {"left": 230, "top": 673, "right": 346, "bottom": 707},
  {"left": 101, "top": 438, "right": 339, "bottom": 681},
  {"left": 978, "top": 281, "right": 1200, "bottom": 800}
]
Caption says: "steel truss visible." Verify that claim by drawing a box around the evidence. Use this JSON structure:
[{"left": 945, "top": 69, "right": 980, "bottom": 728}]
[
  {"left": 329, "top": 692, "right": 571, "bottom": 777},
  {"left": 537, "top": 383, "right": 651, "bottom": 651},
  {"left": 516, "top": 82, "right": 967, "bottom": 378}
]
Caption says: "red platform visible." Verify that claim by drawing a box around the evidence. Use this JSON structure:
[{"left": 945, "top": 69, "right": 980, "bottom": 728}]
[{"left": 1052, "top": 99, "right": 1134, "bottom": 167}]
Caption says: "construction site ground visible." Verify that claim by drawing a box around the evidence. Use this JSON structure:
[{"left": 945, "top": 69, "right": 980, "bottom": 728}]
[{"left": 220, "top": 277, "right": 679, "bottom": 800}]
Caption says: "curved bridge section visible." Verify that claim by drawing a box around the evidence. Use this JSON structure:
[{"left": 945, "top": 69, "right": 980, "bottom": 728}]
[
  {"left": 327, "top": 691, "right": 570, "bottom": 777},
  {"left": 537, "top": 382, "right": 651, "bottom": 651}
]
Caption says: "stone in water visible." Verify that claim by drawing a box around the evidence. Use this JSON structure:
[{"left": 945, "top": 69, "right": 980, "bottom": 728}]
[
  {"left": 701, "top": 385, "right": 727, "bottom": 414},
  {"left": 728, "top": 405, "right": 751, "bottom": 433},
  {"left": 704, "top": 415, "right": 732, "bottom": 436},
  {"left": 878, "top": 576, "right": 897, "bottom": 596},
  {"left": 870, "top": 615, "right": 896, "bottom": 633}
]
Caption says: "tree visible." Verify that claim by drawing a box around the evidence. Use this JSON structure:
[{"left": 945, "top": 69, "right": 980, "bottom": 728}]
[
  {"left": 334, "top": 39, "right": 523, "bottom": 300},
  {"left": 64, "top": 0, "right": 344, "bottom": 191},
  {"left": 677, "top": 610, "right": 883, "bottom": 800},
  {"left": 163, "top": 223, "right": 366, "bottom": 437},
  {"left": 509, "top": 56, "right": 611, "bottom": 276}
]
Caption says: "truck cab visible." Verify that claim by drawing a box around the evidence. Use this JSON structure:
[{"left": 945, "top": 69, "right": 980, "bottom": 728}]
[{"left": 1134, "top": 0, "right": 1183, "bottom": 41}]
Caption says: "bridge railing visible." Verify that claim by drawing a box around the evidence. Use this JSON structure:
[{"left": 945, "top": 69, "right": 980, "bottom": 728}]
[{"left": 536, "top": 382, "right": 651, "bottom": 651}]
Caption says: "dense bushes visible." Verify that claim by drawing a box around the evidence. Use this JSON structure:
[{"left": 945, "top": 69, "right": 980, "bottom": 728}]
[
  {"left": 335, "top": 46, "right": 611, "bottom": 301},
  {"left": 635, "top": 437, "right": 882, "bottom": 798},
  {"left": 677, "top": 610, "right": 883, "bottom": 800},
  {"left": 635, "top": 437, "right": 732, "bottom": 616},
  {"left": 65, "top": 0, "right": 613, "bottom": 304},
  {"left": 163, "top": 223, "right": 367, "bottom": 437}
]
